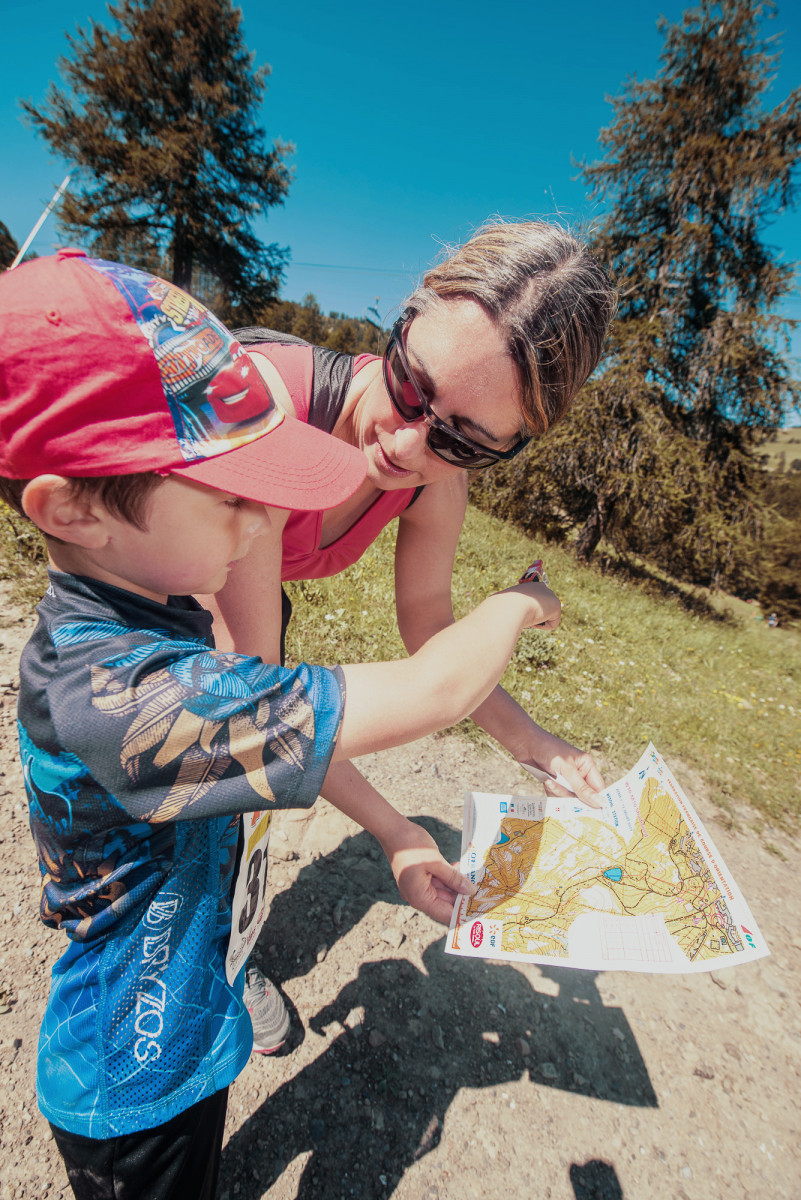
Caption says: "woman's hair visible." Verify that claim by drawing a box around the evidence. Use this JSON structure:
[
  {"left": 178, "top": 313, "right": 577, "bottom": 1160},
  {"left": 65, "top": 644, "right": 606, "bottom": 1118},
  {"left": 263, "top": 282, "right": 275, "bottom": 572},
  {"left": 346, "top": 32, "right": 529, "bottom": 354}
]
[{"left": 403, "top": 220, "right": 617, "bottom": 434}]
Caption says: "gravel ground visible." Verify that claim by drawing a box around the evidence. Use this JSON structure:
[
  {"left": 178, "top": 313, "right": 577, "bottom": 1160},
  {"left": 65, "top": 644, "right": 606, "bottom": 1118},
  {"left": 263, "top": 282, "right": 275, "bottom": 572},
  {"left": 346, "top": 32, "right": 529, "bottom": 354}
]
[{"left": 0, "top": 585, "right": 799, "bottom": 1200}]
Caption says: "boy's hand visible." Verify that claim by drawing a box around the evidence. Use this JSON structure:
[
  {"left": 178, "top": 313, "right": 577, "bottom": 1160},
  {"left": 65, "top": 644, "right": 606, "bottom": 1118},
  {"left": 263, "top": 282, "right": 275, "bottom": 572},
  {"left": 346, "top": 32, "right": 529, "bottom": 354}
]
[
  {"left": 376, "top": 819, "right": 476, "bottom": 925},
  {"left": 500, "top": 579, "right": 562, "bottom": 631}
]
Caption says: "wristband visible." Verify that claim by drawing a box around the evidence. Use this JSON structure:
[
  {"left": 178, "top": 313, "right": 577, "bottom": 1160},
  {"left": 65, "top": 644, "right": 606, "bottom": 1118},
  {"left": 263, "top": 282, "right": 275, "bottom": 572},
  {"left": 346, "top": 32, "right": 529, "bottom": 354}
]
[{"left": 519, "top": 559, "right": 550, "bottom": 588}]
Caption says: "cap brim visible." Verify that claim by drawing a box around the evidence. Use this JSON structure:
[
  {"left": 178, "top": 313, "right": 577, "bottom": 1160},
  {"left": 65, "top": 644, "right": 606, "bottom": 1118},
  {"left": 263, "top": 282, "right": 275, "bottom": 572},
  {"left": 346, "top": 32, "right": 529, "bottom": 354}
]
[{"left": 172, "top": 416, "right": 367, "bottom": 510}]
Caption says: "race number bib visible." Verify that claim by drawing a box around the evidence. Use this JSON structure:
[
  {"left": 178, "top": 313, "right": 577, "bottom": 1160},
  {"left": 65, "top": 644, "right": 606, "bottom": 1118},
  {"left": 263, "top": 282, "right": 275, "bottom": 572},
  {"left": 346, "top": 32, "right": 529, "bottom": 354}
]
[{"left": 225, "top": 809, "right": 272, "bottom": 985}]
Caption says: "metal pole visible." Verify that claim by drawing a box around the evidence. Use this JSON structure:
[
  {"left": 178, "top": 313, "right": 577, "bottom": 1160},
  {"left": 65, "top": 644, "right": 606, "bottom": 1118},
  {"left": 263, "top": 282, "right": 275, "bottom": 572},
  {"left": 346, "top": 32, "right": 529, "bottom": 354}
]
[{"left": 7, "top": 175, "right": 72, "bottom": 270}]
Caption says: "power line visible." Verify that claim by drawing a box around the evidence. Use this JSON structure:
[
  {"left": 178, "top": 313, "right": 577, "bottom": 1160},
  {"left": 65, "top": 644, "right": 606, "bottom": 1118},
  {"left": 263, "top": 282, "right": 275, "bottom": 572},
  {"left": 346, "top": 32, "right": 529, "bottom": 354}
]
[{"left": 290, "top": 261, "right": 416, "bottom": 276}]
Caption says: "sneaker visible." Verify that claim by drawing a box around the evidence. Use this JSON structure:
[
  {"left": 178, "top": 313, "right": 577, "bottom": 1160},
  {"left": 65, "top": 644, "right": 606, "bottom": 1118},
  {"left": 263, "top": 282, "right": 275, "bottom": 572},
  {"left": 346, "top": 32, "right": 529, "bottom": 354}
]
[{"left": 243, "top": 964, "right": 290, "bottom": 1054}]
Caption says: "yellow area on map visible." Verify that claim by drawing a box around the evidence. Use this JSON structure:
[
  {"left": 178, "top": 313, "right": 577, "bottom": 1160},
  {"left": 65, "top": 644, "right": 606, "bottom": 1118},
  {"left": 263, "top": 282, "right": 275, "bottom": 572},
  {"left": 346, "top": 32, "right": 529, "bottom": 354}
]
[{"left": 464, "top": 777, "right": 743, "bottom": 962}]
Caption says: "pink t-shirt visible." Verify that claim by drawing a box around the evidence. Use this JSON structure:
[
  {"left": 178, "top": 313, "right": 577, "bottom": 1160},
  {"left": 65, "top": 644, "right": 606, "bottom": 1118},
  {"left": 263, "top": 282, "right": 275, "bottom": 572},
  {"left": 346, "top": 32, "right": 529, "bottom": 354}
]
[{"left": 247, "top": 344, "right": 417, "bottom": 581}]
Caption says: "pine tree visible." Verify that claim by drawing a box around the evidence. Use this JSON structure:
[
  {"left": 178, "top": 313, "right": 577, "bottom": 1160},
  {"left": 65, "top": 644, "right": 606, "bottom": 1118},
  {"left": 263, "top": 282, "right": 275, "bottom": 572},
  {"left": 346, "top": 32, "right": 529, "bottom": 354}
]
[
  {"left": 22, "top": 0, "right": 292, "bottom": 307},
  {"left": 0, "top": 222, "right": 18, "bottom": 269},
  {"left": 474, "top": 0, "right": 800, "bottom": 588},
  {"left": 580, "top": 0, "right": 801, "bottom": 569},
  {"left": 290, "top": 294, "right": 326, "bottom": 345}
]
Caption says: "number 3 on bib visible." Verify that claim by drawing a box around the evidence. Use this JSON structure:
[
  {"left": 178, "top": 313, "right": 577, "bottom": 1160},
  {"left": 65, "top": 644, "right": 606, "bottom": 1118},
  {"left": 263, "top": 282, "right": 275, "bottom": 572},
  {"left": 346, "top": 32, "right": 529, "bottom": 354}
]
[{"left": 226, "top": 810, "right": 272, "bottom": 985}]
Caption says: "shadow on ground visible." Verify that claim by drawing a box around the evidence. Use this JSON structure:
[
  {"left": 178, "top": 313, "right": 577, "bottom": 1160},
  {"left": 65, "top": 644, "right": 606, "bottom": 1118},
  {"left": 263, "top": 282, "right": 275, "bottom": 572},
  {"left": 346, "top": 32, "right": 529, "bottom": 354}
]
[
  {"left": 570, "top": 1159, "right": 625, "bottom": 1200},
  {"left": 595, "top": 552, "right": 733, "bottom": 621},
  {"left": 219, "top": 820, "right": 656, "bottom": 1199}
]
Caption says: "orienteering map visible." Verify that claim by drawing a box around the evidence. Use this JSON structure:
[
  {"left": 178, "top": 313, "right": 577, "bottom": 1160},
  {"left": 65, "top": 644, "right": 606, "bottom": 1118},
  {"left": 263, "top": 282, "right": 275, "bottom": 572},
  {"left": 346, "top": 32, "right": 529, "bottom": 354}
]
[{"left": 446, "top": 744, "right": 769, "bottom": 973}]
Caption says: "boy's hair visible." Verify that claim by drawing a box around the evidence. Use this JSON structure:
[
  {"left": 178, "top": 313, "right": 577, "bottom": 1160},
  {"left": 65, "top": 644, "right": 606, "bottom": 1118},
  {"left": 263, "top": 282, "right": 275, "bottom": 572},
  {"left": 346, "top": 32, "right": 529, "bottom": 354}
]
[{"left": 0, "top": 472, "right": 164, "bottom": 532}]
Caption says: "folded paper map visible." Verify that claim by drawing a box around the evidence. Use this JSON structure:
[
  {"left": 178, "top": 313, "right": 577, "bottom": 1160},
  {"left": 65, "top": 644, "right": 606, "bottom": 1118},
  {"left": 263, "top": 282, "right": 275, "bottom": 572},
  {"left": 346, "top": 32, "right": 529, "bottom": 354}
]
[{"left": 446, "top": 744, "right": 769, "bottom": 973}]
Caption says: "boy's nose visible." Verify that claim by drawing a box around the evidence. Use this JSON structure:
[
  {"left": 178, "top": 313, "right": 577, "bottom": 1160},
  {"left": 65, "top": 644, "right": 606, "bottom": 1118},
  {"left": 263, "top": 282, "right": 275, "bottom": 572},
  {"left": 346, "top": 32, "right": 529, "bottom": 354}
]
[{"left": 243, "top": 502, "right": 271, "bottom": 538}]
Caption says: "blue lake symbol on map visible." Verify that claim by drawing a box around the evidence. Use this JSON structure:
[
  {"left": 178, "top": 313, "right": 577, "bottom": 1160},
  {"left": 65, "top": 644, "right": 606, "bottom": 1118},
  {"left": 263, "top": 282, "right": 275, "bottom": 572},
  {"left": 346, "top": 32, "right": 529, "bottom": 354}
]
[{"left": 603, "top": 867, "right": 623, "bottom": 882}]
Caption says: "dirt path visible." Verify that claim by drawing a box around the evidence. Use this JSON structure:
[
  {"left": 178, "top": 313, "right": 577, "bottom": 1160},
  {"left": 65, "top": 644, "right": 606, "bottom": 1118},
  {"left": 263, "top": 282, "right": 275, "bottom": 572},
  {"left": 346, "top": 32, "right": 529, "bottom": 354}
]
[{"left": 0, "top": 586, "right": 799, "bottom": 1200}]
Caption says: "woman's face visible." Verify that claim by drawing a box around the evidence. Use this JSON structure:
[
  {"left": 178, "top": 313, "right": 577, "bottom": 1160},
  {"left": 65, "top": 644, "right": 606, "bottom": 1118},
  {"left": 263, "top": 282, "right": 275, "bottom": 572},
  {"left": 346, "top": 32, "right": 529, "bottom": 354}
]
[{"left": 354, "top": 298, "right": 526, "bottom": 491}]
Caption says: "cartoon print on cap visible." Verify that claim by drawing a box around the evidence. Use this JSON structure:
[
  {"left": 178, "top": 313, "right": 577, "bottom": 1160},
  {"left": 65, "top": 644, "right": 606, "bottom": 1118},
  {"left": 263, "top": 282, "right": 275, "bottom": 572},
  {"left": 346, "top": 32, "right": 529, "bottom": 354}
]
[{"left": 88, "top": 258, "right": 282, "bottom": 463}]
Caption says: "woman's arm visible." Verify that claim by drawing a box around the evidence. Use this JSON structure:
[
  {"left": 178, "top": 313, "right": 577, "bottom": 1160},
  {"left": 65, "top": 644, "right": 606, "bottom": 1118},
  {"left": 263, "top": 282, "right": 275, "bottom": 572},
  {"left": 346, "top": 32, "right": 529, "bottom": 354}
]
[
  {"left": 202, "top": 508, "right": 289, "bottom": 658},
  {"left": 465, "top": 688, "right": 605, "bottom": 800},
  {"left": 394, "top": 474, "right": 469, "bottom": 638},
  {"left": 395, "top": 479, "right": 604, "bottom": 807}
]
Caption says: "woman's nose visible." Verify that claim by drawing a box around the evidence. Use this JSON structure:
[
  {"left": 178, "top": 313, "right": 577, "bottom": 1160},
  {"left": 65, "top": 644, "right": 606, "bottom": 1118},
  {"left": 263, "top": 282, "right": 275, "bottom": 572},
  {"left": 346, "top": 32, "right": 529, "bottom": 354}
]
[{"left": 391, "top": 421, "right": 429, "bottom": 462}]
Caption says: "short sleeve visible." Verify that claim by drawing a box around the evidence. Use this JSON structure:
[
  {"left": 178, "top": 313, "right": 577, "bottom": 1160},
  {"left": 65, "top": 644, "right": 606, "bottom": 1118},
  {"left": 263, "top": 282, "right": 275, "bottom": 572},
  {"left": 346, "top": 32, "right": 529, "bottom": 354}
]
[{"left": 48, "top": 623, "right": 344, "bottom": 823}]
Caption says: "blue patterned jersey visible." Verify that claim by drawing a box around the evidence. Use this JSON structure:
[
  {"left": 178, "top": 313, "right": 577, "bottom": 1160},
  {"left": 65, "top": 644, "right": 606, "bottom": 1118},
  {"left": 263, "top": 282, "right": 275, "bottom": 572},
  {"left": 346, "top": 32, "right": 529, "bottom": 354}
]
[{"left": 18, "top": 571, "right": 343, "bottom": 1137}]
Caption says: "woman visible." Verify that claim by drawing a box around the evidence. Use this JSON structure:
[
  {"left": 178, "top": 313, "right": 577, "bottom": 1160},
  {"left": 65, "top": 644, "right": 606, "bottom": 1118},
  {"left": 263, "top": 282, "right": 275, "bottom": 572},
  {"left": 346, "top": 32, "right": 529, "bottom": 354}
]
[{"left": 205, "top": 220, "right": 616, "bottom": 811}]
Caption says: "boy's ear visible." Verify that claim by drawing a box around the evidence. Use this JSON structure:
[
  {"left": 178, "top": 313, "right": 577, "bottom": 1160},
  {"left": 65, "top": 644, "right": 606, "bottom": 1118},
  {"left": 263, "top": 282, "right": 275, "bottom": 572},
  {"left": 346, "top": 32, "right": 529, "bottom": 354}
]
[{"left": 21, "top": 476, "right": 111, "bottom": 548}]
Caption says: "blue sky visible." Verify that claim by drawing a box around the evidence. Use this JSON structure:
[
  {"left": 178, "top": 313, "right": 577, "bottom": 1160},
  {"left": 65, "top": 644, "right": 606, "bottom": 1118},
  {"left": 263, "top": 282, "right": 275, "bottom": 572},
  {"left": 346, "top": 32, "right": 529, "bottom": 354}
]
[{"left": 2, "top": 0, "right": 800, "bottom": 382}]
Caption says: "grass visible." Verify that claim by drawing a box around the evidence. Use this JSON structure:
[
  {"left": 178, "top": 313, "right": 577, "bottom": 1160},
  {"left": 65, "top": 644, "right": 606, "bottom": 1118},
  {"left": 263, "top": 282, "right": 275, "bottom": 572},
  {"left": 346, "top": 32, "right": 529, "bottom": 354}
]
[
  {"left": 286, "top": 505, "right": 800, "bottom": 835},
  {"left": 1, "top": 500, "right": 797, "bottom": 834},
  {"left": 756, "top": 426, "right": 801, "bottom": 473},
  {"left": 0, "top": 504, "right": 48, "bottom": 607}
]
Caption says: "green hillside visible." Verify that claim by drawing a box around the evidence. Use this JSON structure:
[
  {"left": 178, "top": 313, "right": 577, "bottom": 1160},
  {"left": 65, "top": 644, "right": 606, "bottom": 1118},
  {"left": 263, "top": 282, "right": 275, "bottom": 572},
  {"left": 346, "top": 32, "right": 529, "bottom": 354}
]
[
  {"left": 757, "top": 426, "right": 801, "bottom": 473},
  {"left": 285, "top": 506, "right": 800, "bottom": 837}
]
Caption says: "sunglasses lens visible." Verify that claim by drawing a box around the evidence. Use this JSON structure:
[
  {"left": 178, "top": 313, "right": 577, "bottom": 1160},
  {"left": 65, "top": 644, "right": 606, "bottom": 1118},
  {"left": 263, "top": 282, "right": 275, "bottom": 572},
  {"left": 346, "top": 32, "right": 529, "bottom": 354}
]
[
  {"left": 425, "top": 425, "right": 498, "bottom": 469},
  {"left": 385, "top": 341, "right": 422, "bottom": 420}
]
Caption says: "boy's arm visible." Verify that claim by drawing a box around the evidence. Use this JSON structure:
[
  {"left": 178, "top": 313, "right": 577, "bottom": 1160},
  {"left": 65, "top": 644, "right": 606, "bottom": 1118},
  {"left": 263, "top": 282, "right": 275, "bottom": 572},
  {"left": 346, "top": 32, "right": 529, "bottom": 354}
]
[
  {"left": 208, "top": 548, "right": 470, "bottom": 921},
  {"left": 318, "top": 582, "right": 556, "bottom": 920},
  {"left": 317, "top": 582, "right": 558, "bottom": 920},
  {"left": 206, "top": 576, "right": 557, "bottom": 922},
  {"left": 334, "top": 581, "right": 558, "bottom": 761},
  {"left": 319, "top": 761, "right": 472, "bottom": 923}
]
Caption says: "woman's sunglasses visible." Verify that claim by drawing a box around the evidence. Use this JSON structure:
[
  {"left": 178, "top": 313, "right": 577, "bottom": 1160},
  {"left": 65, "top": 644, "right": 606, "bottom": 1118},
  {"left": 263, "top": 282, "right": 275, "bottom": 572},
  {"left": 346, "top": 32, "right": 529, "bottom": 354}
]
[{"left": 382, "top": 315, "right": 531, "bottom": 470}]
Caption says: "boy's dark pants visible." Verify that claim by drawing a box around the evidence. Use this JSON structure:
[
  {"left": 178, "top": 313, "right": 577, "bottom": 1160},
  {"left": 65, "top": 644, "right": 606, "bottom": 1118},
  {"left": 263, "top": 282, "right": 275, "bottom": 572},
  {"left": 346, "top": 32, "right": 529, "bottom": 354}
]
[{"left": 49, "top": 1086, "right": 229, "bottom": 1200}]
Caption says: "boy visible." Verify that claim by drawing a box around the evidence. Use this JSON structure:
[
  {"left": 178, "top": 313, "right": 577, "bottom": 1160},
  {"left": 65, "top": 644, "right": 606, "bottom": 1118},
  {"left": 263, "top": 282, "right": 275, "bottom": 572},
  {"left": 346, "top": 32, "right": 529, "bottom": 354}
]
[{"left": 0, "top": 250, "right": 561, "bottom": 1200}]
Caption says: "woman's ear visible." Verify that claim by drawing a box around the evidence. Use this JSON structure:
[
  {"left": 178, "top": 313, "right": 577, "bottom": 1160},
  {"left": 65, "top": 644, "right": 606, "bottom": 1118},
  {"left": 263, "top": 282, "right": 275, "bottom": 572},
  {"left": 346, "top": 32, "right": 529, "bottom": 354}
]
[{"left": 21, "top": 476, "right": 110, "bottom": 548}]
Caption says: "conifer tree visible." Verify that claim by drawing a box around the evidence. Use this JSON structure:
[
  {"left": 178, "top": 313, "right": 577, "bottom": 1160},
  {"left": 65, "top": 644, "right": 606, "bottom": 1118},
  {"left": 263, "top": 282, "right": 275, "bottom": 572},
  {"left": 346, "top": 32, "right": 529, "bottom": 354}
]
[
  {"left": 23, "top": 0, "right": 292, "bottom": 307},
  {"left": 0, "top": 222, "right": 17, "bottom": 269},
  {"left": 474, "top": 0, "right": 800, "bottom": 588}
]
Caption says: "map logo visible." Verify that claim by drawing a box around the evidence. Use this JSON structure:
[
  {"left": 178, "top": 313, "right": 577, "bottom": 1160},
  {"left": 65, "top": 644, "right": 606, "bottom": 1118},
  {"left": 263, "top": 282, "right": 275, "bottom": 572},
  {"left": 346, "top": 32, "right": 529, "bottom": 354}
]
[{"left": 470, "top": 921, "right": 484, "bottom": 948}]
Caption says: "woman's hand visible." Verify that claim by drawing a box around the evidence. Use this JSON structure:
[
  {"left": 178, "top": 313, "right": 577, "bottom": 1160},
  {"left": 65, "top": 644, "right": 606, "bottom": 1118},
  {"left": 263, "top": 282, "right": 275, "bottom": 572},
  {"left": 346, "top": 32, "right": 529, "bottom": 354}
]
[{"left": 521, "top": 727, "right": 606, "bottom": 809}]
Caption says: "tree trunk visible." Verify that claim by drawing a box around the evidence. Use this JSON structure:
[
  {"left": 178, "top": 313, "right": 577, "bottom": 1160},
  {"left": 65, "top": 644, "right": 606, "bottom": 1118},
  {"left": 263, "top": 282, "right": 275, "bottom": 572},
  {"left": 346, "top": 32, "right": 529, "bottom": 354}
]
[
  {"left": 171, "top": 213, "right": 193, "bottom": 292},
  {"left": 575, "top": 492, "right": 616, "bottom": 562}
]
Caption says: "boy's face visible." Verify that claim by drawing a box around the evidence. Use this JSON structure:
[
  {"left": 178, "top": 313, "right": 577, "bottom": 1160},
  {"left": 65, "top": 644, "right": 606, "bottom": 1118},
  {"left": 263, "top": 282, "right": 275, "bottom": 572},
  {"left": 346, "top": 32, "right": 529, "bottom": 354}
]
[{"left": 82, "top": 476, "right": 273, "bottom": 603}]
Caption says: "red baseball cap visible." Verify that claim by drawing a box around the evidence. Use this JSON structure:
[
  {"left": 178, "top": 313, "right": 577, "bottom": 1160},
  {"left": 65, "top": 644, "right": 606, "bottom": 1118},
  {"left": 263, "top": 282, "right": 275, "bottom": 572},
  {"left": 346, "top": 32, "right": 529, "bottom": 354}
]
[{"left": 0, "top": 249, "right": 367, "bottom": 510}]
